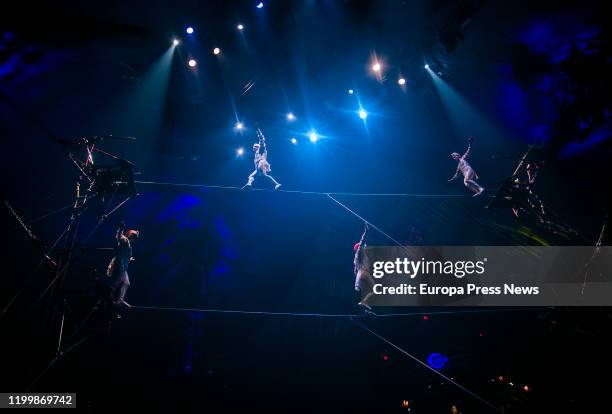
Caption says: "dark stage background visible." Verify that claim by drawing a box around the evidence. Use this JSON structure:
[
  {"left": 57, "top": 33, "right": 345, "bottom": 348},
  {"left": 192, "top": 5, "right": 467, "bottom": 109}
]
[{"left": 1, "top": 0, "right": 610, "bottom": 412}]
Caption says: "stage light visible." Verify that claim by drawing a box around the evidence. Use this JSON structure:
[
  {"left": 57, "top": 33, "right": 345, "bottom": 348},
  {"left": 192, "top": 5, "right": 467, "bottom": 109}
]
[
  {"left": 287, "top": 112, "right": 296, "bottom": 121},
  {"left": 173, "top": 38, "right": 180, "bottom": 46},
  {"left": 235, "top": 122, "right": 244, "bottom": 130},
  {"left": 348, "top": 89, "right": 354, "bottom": 95},
  {"left": 383, "top": 355, "right": 389, "bottom": 361},
  {"left": 236, "top": 147, "right": 245, "bottom": 156},
  {"left": 186, "top": 27, "right": 194, "bottom": 34},
  {"left": 256, "top": 2, "right": 264, "bottom": 8},
  {"left": 213, "top": 47, "right": 221, "bottom": 55},
  {"left": 237, "top": 24, "right": 244, "bottom": 31},
  {"left": 372, "top": 62, "right": 381, "bottom": 72},
  {"left": 426, "top": 353, "right": 448, "bottom": 370},
  {"left": 290, "top": 137, "right": 297, "bottom": 144},
  {"left": 398, "top": 77, "right": 406, "bottom": 85},
  {"left": 188, "top": 59, "right": 197, "bottom": 67},
  {"left": 423, "top": 315, "right": 429, "bottom": 320},
  {"left": 358, "top": 109, "right": 368, "bottom": 120},
  {"left": 309, "top": 131, "right": 318, "bottom": 143},
  {"left": 523, "top": 385, "right": 530, "bottom": 392},
  {"left": 424, "top": 64, "right": 429, "bottom": 70}
]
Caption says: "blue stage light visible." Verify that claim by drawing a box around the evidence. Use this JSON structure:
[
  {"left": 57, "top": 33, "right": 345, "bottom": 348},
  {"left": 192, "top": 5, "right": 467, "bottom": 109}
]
[
  {"left": 287, "top": 112, "right": 296, "bottom": 121},
  {"left": 290, "top": 137, "right": 297, "bottom": 144},
  {"left": 398, "top": 77, "right": 406, "bottom": 85},
  {"left": 173, "top": 38, "right": 180, "bottom": 46},
  {"left": 188, "top": 59, "right": 197, "bottom": 67},
  {"left": 348, "top": 89, "right": 354, "bottom": 95},
  {"left": 256, "top": 2, "right": 264, "bottom": 9},
  {"left": 424, "top": 64, "right": 429, "bottom": 70},
  {"left": 358, "top": 109, "right": 368, "bottom": 120},
  {"left": 237, "top": 24, "right": 244, "bottom": 31},
  {"left": 236, "top": 147, "right": 245, "bottom": 156},
  {"left": 309, "top": 131, "right": 318, "bottom": 143},
  {"left": 213, "top": 47, "right": 221, "bottom": 55},
  {"left": 426, "top": 353, "right": 448, "bottom": 370},
  {"left": 186, "top": 27, "right": 194, "bottom": 34},
  {"left": 235, "top": 122, "right": 244, "bottom": 130}
]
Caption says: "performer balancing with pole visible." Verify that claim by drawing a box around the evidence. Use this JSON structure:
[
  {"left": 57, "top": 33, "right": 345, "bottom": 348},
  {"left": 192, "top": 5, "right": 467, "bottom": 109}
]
[
  {"left": 106, "top": 221, "right": 139, "bottom": 309},
  {"left": 448, "top": 137, "right": 485, "bottom": 196},
  {"left": 242, "top": 127, "right": 282, "bottom": 190},
  {"left": 354, "top": 222, "right": 375, "bottom": 314}
]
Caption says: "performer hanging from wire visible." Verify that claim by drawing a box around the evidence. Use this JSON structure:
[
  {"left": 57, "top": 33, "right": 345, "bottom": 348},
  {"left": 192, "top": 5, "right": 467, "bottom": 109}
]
[
  {"left": 242, "top": 128, "right": 282, "bottom": 190},
  {"left": 448, "top": 137, "right": 485, "bottom": 196},
  {"left": 354, "top": 222, "right": 375, "bottom": 314},
  {"left": 106, "top": 221, "right": 139, "bottom": 309}
]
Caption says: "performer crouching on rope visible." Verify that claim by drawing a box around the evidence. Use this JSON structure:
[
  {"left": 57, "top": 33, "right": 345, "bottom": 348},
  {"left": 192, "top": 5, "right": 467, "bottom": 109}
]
[
  {"left": 354, "top": 222, "right": 375, "bottom": 314},
  {"left": 242, "top": 127, "right": 282, "bottom": 190},
  {"left": 448, "top": 137, "right": 485, "bottom": 196},
  {"left": 106, "top": 221, "right": 139, "bottom": 309}
]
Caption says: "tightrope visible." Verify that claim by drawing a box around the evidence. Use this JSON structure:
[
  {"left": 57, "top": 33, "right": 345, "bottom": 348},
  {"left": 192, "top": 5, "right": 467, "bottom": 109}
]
[
  {"left": 134, "top": 180, "right": 492, "bottom": 197},
  {"left": 132, "top": 306, "right": 541, "bottom": 318}
]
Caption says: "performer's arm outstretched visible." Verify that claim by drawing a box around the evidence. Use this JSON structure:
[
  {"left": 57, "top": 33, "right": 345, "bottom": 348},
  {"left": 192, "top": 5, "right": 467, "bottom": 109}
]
[
  {"left": 115, "top": 221, "right": 126, "bottom": 242},
  {"left": 257, "top": 128, "right": 267, "bottom": 159},
  {"left": 357, "top": 222, "right": 368, "bottom": 251},
  {"left": 462, "top": 137, "right": 473, "bottom": 160},
  {"left": 448, "top": 170, "right": 460, "bottom": 182},
  {"left": 353, "top": 222, "right": 369, "bottom": 270}
]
